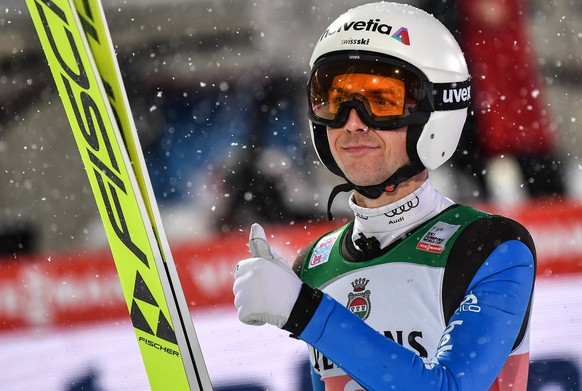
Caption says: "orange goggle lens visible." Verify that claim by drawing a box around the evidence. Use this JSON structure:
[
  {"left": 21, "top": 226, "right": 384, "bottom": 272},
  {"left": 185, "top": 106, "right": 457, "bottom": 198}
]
[{"left": 326, "top": 73, "right": 406, "bottom": 118}]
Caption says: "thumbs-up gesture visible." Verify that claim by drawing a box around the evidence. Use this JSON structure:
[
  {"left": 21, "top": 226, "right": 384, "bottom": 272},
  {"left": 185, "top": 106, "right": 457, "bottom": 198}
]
[{"left": 233, "top": 223, "right": 303, "bottom": 328}]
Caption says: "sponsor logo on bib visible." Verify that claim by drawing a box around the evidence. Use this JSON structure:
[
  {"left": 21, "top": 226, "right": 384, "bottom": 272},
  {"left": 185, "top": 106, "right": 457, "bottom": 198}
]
[
  {"left": 309, "top": 231, "right": 341, "bottom": 268},
  {"left": 416, "top": 221, "right": 460, "bottom": 254}
]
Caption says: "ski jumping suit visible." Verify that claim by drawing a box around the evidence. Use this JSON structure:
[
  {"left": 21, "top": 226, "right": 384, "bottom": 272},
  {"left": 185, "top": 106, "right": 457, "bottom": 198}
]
[{"left": 288, "top": 182, "right": 536, "bottom": 391}]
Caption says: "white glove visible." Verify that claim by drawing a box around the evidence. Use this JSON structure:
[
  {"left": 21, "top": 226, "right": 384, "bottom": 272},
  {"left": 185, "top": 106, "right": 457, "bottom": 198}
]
[{"left": 233, "top": 223, "right": 303, "bottom": 328}]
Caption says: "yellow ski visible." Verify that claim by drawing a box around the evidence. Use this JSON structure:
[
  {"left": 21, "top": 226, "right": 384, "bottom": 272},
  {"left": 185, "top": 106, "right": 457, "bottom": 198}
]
[{"left": 25, "top": 0, "right": 212, "bottom": 389}]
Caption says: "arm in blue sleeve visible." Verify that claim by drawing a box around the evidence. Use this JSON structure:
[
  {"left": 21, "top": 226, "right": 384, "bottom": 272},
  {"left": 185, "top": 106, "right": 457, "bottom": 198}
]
[{"left": 297, "top": 240, "right": 535, "bottom": 391}]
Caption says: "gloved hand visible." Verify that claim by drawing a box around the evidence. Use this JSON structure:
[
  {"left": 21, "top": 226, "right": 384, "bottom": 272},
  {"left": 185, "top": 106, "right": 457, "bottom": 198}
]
[{"left": 233, "top": 223, "right": 303, "bottom": 328}]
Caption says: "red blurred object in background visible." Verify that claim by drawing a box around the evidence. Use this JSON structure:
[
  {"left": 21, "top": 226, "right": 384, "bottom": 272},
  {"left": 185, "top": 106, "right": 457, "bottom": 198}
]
[{"left": 458, "top": 0, "right": 556, "bottom": 157}]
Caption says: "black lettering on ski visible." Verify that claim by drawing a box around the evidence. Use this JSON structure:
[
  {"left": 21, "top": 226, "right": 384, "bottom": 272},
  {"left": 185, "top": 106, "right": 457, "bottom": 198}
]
[
  {"left": 35, "top": 0, "right": 89, "bottom": 89},
  {"left": 82, "top": 88, "right": 120, "bottom": 172},
  {"left": 101, "top": 80, "right": 130, "bottom": 146},
  {"left": 62, "top": 76, "right": 145, "bottom": 266},
  {"left": 37, "top": 0, "right": 145, "bottom": 265},
  {"left": 88, "top": 149, "right": 126, "bottom": 191},
  {"left": 138, "top": 337, "right": 180, "bottom": 357},
  {"left": 76, "top": 0, "right": 100, "bottom": 43},
  {"left": 94, "top": 167, "right": 149, "bottom": 267},
  {"left": 38, "top": 0, "right": 120, "bottom": 172},
  {"left": 61, "top": 77, "right": 99, "bottom": 150}
]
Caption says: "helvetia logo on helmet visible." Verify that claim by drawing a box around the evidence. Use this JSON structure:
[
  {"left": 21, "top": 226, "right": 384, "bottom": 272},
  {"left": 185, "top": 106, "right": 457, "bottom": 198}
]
[{"left": 320, "top": 19, "right": 410, "bottom": 46}]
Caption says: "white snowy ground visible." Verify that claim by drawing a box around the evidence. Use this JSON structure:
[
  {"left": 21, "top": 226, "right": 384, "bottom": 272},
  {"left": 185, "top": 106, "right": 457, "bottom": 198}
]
[{"left": 0, "top": 274, "right": 580, "bottom": 391}]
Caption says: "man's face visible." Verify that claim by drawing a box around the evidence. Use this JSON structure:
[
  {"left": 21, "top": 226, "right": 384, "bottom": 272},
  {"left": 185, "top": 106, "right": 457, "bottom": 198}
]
[
  {"left": 323, "top": 71, "right": 411, "bottom": 187},
  {"left": 327, "top": 109, "right": 410, "bottom": 187}
]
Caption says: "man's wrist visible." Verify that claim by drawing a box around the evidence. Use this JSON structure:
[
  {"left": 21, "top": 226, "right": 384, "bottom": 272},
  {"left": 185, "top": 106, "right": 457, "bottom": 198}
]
[{"left": 282, "top": 283, "right": 323, "bottom": 337}]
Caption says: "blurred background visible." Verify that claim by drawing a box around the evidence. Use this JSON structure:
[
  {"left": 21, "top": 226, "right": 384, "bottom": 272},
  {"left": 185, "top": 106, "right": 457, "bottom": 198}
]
[{"left": 1, "top": 0, "right": 581, "bottom": 389}]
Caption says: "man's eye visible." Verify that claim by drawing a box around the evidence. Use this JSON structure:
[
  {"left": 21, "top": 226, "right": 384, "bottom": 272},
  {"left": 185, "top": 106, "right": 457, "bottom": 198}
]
[{"left": 373, "top": 97, "right": 393, "bottom": 106}]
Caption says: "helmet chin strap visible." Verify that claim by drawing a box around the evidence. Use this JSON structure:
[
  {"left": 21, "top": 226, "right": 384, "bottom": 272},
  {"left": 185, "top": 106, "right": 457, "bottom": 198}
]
[{"left": 326, "top": 161, "right": 425, "bottom": 220}]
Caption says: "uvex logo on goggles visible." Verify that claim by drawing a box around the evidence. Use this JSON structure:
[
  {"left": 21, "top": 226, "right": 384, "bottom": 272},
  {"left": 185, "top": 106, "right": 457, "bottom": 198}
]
[
  {"left": 435, "top": 81, "right": 472, "bottom": 110},
  {"left": 320, "top": 19, "right": 410, "bottom": 46}
]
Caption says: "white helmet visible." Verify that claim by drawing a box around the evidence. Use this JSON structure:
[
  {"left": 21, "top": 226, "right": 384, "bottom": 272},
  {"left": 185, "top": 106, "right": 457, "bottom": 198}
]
[{"left": 307, "top": 2, "right": 471, "bottom": 216}]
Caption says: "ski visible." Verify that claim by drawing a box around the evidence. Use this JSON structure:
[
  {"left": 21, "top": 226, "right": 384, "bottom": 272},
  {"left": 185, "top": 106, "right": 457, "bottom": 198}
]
[{"left": 25, "top": 0, "right": 212, "bottom": 390}]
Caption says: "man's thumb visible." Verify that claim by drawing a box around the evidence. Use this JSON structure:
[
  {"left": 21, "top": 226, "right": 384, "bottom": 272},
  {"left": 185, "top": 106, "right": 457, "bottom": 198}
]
[{"left": 248, "top": 223, "right": 275, "bottom": 260}]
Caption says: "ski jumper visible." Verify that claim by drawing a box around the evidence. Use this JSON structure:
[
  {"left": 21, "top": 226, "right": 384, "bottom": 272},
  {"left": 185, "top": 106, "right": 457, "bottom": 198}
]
[{"left": 287, "top": 181, "right": 536, "bottom": 391}]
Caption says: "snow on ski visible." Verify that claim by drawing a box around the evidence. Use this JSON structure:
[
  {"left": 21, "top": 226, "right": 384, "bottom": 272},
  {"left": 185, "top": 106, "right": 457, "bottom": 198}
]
[{"left": 25, "top": 0, "right": 212, "bottom": 389}]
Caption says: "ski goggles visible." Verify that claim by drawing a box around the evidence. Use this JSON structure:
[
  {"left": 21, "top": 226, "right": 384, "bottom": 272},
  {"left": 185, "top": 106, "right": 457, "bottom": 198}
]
[{"left": 308, "top": 52, "right": 471, "bottom": 130}]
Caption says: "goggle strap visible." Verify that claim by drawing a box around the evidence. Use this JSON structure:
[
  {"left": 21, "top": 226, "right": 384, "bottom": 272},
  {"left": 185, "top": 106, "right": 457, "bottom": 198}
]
[
  {"left": 327, "top": 182, "right": 355, "bottom": 220},
  {"left": 432, "top": 79, "right": 472, "bottom": 111}
]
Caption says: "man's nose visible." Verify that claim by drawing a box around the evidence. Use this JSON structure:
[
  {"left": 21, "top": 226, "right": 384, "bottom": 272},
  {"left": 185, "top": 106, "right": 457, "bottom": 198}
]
[{"left": 344, "top": 109, "right": 369, "bottom": 133}]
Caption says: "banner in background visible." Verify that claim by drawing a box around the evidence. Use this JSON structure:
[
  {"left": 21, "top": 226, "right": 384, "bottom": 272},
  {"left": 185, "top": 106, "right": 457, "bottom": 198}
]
[{"left": 1, "top": 198, "right": 581, "bottom": 330}]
